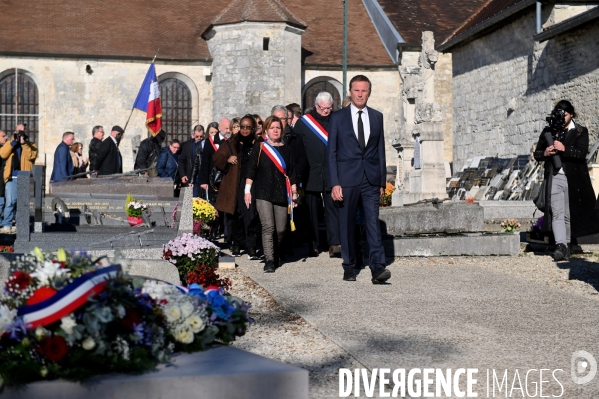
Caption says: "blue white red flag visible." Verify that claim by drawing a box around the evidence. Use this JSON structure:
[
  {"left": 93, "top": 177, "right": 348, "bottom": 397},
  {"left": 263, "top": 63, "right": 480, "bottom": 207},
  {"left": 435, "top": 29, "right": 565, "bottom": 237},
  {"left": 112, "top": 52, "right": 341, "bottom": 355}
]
[
  {"left": 133, "top": 63, "right": 163, "bottom": 135},
  {"left": 301, "top": 114, "right": 328, "bottom": 145},
  {"left": 17, "top": 265, "right": 122, "bottom": 329}
]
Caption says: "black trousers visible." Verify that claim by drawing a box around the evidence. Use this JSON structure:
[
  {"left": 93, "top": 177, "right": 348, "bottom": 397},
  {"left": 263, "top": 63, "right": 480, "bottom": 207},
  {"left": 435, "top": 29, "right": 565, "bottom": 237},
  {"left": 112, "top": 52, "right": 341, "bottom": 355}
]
[
  {"left": 229, "top": 209, "right": 258, "bottom": 250},
  {"left": 305, "top": 190, "right": 341, "bottom": 249},
  {"left": 337, "top": 176, "right": 385, "bottom": 272}
]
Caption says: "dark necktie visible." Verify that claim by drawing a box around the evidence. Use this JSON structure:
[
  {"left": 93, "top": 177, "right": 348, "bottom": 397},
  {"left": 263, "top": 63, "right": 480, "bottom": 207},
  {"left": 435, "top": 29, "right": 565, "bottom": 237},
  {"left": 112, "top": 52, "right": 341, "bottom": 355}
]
[{"left": 357, "top": 110, "right": 365, "bottom": 151}]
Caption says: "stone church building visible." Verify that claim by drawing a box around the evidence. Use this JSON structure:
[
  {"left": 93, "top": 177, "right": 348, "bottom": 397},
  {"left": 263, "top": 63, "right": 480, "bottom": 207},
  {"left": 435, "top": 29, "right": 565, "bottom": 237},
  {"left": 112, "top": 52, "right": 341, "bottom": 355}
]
[{"left": 0, "top": 0, "right": 487, "bottom": 185}]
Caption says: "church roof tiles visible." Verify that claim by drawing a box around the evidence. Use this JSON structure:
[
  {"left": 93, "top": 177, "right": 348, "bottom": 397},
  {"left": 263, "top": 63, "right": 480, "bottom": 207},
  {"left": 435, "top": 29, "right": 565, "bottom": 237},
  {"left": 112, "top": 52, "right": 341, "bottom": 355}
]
[{"left": 210, "top": 0, "right": 306, "bottom": 29}]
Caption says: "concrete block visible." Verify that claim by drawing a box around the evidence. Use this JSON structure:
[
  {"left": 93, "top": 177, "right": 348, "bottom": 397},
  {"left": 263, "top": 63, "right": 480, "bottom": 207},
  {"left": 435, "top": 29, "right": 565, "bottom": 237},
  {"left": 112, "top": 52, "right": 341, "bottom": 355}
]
[
  {"left": 478, "top": 200, "right": 542, "bottom": 220},
  {"left": 116, "top": 259, "right": 181, "bottom": 285},
  {"left": 88, "top": 248, "right": 165, "bottom": 260},
  {"left": 379, "top": 202, "right": 484, "bottom": 235},
  {"left": 2, "top": 346, "right": 309, "bottom": 399},
  {"left": 384, "top": 232, "right": 520, "bottom": 257},
  {"left": 219, "top": 254, "right": 236, "bottom": 269}
]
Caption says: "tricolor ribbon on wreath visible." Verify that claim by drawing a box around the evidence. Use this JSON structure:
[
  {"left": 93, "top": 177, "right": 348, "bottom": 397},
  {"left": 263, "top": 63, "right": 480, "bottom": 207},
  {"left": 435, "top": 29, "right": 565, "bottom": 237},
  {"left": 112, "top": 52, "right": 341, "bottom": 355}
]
[
  {"left": 302, "top": 114, "right": 328, "bottom": 145},
  {"left": 260, "top": 142, "right": 296, "bottom": 231},
  {"left": 17, "top": 265, "right": 122, "bottom": 329}
]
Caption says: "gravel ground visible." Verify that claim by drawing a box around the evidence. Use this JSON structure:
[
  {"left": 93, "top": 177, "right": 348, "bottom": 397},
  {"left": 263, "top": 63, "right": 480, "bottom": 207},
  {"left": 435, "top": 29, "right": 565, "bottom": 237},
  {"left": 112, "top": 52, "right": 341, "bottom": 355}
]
[
  {"left": 222, "top": 268, "right": 364, "bottom": 398},
  {"left": 221, "top": 247, "right": 599, "bottom": 398}
]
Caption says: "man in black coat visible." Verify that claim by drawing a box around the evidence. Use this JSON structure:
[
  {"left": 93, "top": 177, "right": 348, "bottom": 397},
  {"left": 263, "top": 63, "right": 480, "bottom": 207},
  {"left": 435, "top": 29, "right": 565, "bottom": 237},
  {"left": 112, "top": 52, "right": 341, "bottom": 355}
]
[
  {"left": 134, "top": 129, "right": 165, "bottom": 176},
  {"left": 93, "top": 126, "right": 124, "bottom": 176},
  {"left": 178, "top": 125, "right": 205, "bottom": 196},
  {"left": 293, "top": 93, "right": 341, "bottom": 257},
  {"left": 88, "top": 125, "right": 104, "bottom": 173},
  {"left": 199, "top": 122, "right": 227, "bottom": 196}
]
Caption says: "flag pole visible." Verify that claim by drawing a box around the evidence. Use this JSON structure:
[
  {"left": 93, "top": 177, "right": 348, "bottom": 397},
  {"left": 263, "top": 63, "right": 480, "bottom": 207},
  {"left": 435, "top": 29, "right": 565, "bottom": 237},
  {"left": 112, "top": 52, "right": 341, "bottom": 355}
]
[{"left": 124, "top": 50, "right": 159, "bottom": 133}]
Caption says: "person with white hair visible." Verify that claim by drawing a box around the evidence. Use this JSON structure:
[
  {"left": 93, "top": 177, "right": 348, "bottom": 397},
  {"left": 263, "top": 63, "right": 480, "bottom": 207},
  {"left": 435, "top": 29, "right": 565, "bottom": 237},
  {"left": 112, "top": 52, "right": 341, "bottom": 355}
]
[{"left": 292, "top": 91, "right": 341, "bottom": 258}]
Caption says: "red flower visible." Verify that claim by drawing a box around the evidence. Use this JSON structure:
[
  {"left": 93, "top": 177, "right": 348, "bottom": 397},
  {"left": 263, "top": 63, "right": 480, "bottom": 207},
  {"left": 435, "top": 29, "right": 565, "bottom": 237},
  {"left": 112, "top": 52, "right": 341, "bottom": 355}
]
[
  {"left": 187, "top": 264, "right": 232, "bottom": 291},
  {"left": 27, "top": 286, "right": 58, "bottom": 305},
  {"left": 37, "top": 336, "right": 69, "bottom": 362},
  {"left": 119, "top": 308, "right": 142, "bottom": 329},
  {"left": 6, "top": 271, "right": 33, "bottom": 291}
]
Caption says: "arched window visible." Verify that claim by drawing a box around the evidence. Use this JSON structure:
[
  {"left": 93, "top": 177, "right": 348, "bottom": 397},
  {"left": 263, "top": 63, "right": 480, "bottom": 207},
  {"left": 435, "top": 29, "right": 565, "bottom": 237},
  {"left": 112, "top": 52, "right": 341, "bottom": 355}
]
[
  {"left": 302, "top": 77, "right": 342, "bottom": 111},
  {"left": 159, "top": 78, "right": 192, "bottom": 143},
  {"left": 0, "top": 70, "right": 39, "bottom": 142}
]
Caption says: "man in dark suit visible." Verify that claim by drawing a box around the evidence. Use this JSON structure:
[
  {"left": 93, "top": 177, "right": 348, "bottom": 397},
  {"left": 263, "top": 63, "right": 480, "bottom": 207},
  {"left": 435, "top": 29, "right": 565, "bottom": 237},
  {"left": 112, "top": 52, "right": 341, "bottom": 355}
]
[
  {"left": 178, "top": 125, "right": 204, "bottom": 196},
  {"left": 50, "top": 131, "right": 75, "bottom": 182},
  {"left": 93, "top": 126, "right": 124, "bottom": 176},
  {"left": 328, "top": 75, "right": 390, "bottom": 284},
  {"left": 88, "top": 125, "right": 104, "bottom": 174}
]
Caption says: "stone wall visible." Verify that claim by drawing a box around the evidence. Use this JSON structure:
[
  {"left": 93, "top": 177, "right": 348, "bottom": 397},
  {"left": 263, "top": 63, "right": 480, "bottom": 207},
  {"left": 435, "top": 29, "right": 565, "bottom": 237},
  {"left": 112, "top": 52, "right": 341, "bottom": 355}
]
[
  {"left": 303, "top": 68, "right": 401, "bottom": 164},
  {"left": 0, "top": 57, "right": 211, "bottom": 186},
  {"left": 206, "top": 22, "right": 303, "bottom": 121},
  {"left": 451, "top": 8, "right": 599, "bottom": 171}
]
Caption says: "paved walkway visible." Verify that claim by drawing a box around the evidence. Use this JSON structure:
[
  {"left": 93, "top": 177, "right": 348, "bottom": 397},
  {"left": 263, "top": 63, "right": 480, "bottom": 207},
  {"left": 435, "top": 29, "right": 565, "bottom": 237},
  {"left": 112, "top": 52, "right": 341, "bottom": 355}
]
[{"left": 236, "top": 251, "right": 599, "bottom": 397}]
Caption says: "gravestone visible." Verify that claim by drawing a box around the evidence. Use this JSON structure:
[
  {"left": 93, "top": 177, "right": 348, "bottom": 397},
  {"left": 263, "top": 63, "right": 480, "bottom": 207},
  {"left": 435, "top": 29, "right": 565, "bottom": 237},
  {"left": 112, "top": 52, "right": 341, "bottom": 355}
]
[{"left": 178, "top": 187, "right": 194, "bottom": 235}]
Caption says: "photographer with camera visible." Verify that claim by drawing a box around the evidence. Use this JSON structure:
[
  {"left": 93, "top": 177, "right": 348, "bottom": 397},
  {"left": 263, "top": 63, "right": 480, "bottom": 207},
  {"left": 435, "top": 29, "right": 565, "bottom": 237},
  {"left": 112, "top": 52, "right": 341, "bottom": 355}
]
[
  {"left": 533, "top": 100, "right": 599, "bottom": 260},
  {"left": 0, "top": 124, "right": 38, "bottom": 234}
]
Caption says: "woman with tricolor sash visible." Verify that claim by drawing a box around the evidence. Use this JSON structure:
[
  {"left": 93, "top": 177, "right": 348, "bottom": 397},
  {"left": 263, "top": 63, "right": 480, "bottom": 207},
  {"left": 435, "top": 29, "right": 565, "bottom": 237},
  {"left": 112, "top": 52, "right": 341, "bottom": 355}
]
[{"left": 244, "top": 115, "right": 299, "bottom": 273}]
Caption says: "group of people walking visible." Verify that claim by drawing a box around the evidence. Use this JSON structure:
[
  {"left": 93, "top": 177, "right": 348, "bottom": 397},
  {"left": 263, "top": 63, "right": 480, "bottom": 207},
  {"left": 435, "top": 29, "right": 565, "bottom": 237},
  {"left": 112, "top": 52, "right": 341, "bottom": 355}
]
[
  {"left": 183, "top": 75, "right": 392, "bottom": 283},
  {"left": 40, "top": 77, "right": 599, "bottom": 282}
]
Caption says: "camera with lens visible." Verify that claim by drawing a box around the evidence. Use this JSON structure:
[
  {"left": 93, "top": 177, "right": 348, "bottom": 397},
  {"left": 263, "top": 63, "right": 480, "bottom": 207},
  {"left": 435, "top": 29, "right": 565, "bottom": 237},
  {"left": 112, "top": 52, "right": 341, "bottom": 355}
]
[
  {"left": 545, "top": 108, "right": 566, "bottom": 132},
  {"left": 13, "top": 129, "right": 29, "bottom": 142}
]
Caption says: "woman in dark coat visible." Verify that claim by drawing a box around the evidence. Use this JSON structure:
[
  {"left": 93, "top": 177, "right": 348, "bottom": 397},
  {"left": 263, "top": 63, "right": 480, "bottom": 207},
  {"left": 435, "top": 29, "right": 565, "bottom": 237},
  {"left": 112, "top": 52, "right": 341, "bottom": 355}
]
[
  {"left": 213, "top": 115, "right": 259, "bottom": 259},
  {"left": 534, "top": 100, "right": 599, "bottom": 260}
]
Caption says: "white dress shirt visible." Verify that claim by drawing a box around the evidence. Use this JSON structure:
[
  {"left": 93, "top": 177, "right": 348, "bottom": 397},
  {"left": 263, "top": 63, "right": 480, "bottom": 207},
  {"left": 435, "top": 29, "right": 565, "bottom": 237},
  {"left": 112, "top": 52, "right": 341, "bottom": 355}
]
[{"left": 350, "top": 103, "right": 371, "bottom": 145}]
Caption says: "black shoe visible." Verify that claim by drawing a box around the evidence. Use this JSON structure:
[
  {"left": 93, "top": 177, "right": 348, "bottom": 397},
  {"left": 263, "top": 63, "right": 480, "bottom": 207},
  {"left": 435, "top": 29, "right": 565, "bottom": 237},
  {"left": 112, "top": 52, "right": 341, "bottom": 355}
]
[
  {"left": 333, "top": 245, "right": 342, "bottom": 258},
  {"left": 279, "top": 253, "right": 286, "bottom": 263},
  {"left": 371, "top": 268, "right": 391, "bottom": 284},
  {"left": 343, "top": 269, "right": 356, "bottom": 281},
  {"left": 264, "top": 260, "right": 275, "bottom": 273},
  {"left": 247, "top": 247, "right": 259, "bottom": 260},
  {"left": 553, "top": 244, "right": 568, "bottom": 261},
  {"left": 569, "top": 243, "right": 583, "bottom": 255},
  {"left": 231, "top": 245, "right": 241, "bottom": 257},
  {"left": 308, "top": 247, "right": 319, "bottom": 257}
]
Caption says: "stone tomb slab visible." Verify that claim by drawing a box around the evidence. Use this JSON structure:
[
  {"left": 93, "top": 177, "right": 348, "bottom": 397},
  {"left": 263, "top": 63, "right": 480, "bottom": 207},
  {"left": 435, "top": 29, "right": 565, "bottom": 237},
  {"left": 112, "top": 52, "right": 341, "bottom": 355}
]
[
  {"left": 2, "top": 346, "right": 308, "bottom": 399},
  {"left": 379, "top": 202, "right": 484, "bottom": 235},
  {"left": 50, "top": 176, "right": 175, "bottom": 197}
]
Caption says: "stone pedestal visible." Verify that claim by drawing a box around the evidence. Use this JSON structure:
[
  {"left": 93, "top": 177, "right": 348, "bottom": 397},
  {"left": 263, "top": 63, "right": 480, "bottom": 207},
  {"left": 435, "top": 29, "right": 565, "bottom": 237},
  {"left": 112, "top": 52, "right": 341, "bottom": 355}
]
[{"left": 404, "top": 122, "right": 447, "bottom": 204}]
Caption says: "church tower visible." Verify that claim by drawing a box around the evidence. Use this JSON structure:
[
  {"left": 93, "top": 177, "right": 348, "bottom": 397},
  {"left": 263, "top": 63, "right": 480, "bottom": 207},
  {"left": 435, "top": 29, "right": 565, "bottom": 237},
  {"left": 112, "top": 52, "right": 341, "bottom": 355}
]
[{"left": 203, "top": 0, "right": 306, "bottom": 119}]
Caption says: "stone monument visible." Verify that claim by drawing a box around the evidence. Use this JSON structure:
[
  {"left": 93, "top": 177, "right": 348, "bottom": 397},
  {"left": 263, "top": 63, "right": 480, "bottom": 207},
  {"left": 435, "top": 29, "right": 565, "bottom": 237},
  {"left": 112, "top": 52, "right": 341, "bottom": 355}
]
[{"left": 395, "top": 31, "right": 448, "bottom": 205}]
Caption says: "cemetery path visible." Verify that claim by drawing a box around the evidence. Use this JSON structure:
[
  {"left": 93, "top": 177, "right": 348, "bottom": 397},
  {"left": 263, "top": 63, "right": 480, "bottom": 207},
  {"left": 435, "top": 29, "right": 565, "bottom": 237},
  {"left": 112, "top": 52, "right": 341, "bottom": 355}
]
[{"left": 237, "top": 253, "right": 599, "bottom": 397}]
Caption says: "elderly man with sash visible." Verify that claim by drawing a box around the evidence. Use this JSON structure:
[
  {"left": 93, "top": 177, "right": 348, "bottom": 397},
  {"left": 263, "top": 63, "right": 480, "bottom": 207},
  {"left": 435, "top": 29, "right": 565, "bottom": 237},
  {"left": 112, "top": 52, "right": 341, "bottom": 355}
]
[{"left": 294, "top": 91, "right": 341, "bottom": 258}]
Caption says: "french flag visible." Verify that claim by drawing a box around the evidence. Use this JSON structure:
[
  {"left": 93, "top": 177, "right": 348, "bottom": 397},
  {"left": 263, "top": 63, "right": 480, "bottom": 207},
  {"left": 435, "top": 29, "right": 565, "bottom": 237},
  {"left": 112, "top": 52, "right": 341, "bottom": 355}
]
[{"left": 133, "top": 63, "right": 163, "bottom": 135}]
